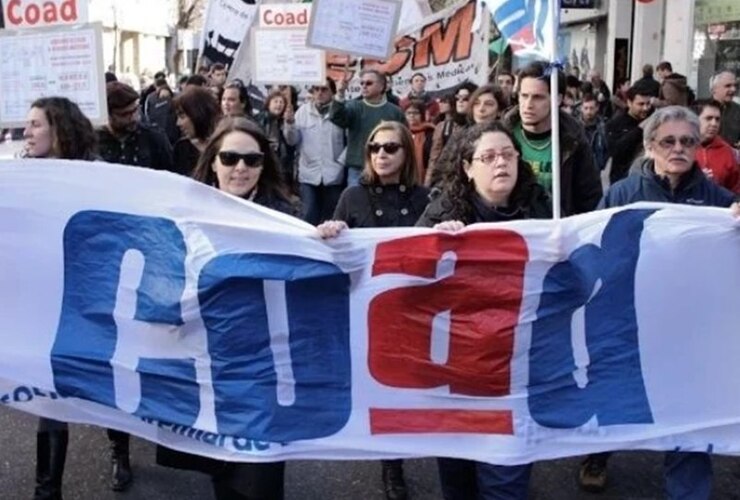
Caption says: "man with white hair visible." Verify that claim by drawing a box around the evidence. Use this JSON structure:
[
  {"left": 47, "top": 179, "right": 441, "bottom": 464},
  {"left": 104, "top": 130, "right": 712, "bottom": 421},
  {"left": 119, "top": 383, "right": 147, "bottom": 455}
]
[
  {"left": 710, "top": 70, "right": 740, "bottom": 147},
  {"left": 580, "top": 106, "right": 739, "bottom": 495}
]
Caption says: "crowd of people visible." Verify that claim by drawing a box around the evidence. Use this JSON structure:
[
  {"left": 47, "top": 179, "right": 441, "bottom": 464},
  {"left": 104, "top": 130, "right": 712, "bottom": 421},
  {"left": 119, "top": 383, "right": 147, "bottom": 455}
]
[{"left": 13, "top": 57, "right": 740, "bottom": 500}]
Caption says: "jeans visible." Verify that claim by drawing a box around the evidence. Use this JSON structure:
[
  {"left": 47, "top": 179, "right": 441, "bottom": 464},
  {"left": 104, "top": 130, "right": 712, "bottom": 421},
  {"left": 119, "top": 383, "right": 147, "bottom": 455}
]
[
  {"left": 299, "top": 183, "right": 345, "bottom": 225},
  {"left": 438, "top": 458, "right": 532, "bottom": 500},
  {"left": 664, "top": 451, "right": 712, "bottom": 500},
  {"left": 346, "top": 167, "right": 363, "bottom": 187}
]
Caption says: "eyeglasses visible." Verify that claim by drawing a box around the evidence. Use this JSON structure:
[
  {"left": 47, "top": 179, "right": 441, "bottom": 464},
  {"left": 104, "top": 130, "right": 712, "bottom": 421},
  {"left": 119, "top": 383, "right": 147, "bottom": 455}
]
[
  {"left": 653, "top": 135, "right": 699, "bottom": 150},
  {"left": 218, "top": 151, "right": 265, "bottom": 168},
  {"left": 359, "top": 80, "right": 377, "bottom": 87},
  {"left": 311, "top": 86, "right": 331, "bottom": 92},
  {"left": 112, "top": 106, "right": 139, "bottom": 119},
  {"left": 472, "top": 150, "right": 518, "bottom": 165},
  {"left": 367, "top": 142, "right": 403, "bottom": 155}
]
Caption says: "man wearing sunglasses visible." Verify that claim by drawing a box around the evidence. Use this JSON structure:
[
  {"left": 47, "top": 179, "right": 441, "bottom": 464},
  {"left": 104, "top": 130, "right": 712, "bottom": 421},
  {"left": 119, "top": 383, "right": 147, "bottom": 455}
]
[
  {"left": 330, "top": 69, "right": 406, "bottom": 187},
  {"left": 581, "top": 105, "right": 739, "bottom": 497},
  {"left": 283, "top": 78, "right": 346, "bottom": 225}
]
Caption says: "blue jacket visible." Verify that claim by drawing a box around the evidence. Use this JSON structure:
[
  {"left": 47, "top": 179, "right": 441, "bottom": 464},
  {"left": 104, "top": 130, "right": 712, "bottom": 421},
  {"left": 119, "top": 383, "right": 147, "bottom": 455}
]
[{"left": 599, "top": 159, "right": 736, "bottom": 209}]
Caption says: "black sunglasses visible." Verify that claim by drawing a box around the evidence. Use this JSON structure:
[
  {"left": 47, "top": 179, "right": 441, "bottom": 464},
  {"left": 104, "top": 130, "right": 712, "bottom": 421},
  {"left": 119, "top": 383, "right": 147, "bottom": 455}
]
[
  {"left": 218, "top": 151, "right": 264, "bottom": 167},
  {"left": 367, "top": 142, "right": 403, "bottom": 155}
]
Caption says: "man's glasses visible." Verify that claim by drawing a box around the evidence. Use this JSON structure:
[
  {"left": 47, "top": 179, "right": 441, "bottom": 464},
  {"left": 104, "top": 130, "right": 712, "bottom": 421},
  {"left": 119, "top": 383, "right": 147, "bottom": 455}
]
[
  {"left": 360, "top": 80, "right": 376, "bottom": 87},
  {"left": 367, "top": 142, "right": 403, "bottom": 155},
  {"left": 654, "top": 135, "right": 699, "bottom": 150},
  {"left": 218, "top": 151, "right": 265, "bottom": 168},
  {"left": 472, "top": 150, "right": 518, "bottom": 165},
  {"left": 312, "top": 86, "right": 331, "bottom": 92}
]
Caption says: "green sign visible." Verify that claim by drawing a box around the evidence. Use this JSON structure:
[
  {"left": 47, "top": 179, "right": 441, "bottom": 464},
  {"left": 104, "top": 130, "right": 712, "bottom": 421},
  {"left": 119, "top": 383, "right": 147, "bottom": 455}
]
[{"left": 695, "top": 0, "right": 740, "bottom": 25}]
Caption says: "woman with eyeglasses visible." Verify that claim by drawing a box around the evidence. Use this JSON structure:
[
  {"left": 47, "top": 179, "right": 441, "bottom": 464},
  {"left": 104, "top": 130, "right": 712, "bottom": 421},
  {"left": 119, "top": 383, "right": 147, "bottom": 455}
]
[
  {"left": 22, "top": 97, "right": 101, "bottom": 499},
  {"left": 157, "top": 117, "right": 298, "bottom": 500},
  {"left": 417, "top": 121, "right": 551, "bottom": 500},
  {"left": 317, "top": 120, "right": 428, "bottom": 500},
  {"left": 173, "top": 86, "right": 222, "bottom": 176},
  {"left": 425, "top": 84, "right": 506, "bottom": 188}
]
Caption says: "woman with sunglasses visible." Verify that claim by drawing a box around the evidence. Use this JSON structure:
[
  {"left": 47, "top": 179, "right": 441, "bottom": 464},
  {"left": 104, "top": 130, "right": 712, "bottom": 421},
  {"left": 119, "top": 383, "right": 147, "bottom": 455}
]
[
  {"left": 157, "top": 117, "right": 298, "bottom": 500},
  {"left": 22, "top": 97, "right": 100, "bottom": 499},
  {"left": 417, "top": 121, "right": 551, "bottom": 500},
  {"left": 317, "top": 120, "right": 429, "bottom": 500}
]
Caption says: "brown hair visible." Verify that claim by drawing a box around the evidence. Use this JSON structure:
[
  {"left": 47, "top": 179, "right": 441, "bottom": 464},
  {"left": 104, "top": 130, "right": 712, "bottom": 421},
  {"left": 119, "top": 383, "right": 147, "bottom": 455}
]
[
  {"left": 30, "top": 96, "right": 97, "bottom": 160},
  {"left": 173, "top": 87, "right": 221, "bottom": 141},
  {"left": 106, "top": 81, "right": 139, "bottom": 111},
  {"left": 467, "top": 84, "right": 505, "bottom": 123},
  {"left": 361, "top": 121, "right": 418, "bottom": 187},
  {"left": 264, "top": 91, "right": 287, "bottom": 117},
  {"left": 191, "top": 116, "right": 290, "bottom": 201}
]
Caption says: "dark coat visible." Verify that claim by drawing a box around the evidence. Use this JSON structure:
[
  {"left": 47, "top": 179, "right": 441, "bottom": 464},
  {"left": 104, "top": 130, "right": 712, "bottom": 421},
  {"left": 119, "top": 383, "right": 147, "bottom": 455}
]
[
  {"left": 605, "top": 110, "right": 644, "bottom": 184},
  {"left": 599, "top": 158, "right": 736, "bottom": 209},
  {"left": 416, "top": 182, "right": 552, "bottom": 227},
  {"left": 156, "top": 189, "right": 298, "bottom": 498},
  {"left": 333, "top": 182, "right": 429, "bottom": 228},
  {"left": 97, "top": 123, "right": 175, "bottom": 172},
  {"left": 503, "top": 108, "right": 602, "bottom": 216}
]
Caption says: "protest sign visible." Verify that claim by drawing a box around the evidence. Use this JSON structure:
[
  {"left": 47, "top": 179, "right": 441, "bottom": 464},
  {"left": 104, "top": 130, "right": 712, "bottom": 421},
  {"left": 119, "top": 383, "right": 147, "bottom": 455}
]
[
  {"left": 2, "top": 162, "right": 740, "bottom": 463},
  {"left": 306, "top": 0, "right": 402, "bottom": 60},
  {"left": 1, "top": 0, "right": 87, "bottom": 29},
  {"left": 230, "top": 0, "right": 488, "bottom": 102},
  {"left": 259, "top": 3, "right": 311, "bottom": 28},
  {"left": 198, "top": 0, "right": 258, "bottom": 69},
  {"left": 252, "top": 28, "right": 325, "bottom": 85},
  {"left": 0, "top": 22, "right": 106, "bottom": 127}
]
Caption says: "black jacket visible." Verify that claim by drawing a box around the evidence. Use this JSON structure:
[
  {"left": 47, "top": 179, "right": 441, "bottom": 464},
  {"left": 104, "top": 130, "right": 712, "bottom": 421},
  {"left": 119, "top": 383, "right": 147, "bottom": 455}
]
[
  {"left": 97, "top": 123, "right": 175, "bottom": 172},
  {"left": 417, "top": 183, "right": 552, "bottom": 227},
  {"left": 605, "top": 110, "right": 644, "bottom": 184},
  {"left": 503, "top": 108, "right": 602, "bottom": 215},
  {"left": 156, "top": 188, "right": 298, "bottom": 497},
  {"left": 333, "top": 182, "right": 429, "bottom": 228}
]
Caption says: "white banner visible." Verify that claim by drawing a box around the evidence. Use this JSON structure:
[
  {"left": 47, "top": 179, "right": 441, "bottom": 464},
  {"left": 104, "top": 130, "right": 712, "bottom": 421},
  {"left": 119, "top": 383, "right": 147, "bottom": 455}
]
[
  {"left": 2, "top": 161, "right": 740, "bottom": 464},
  {"left": 0, "top": 22, "right": 107, "bottom": 127}
]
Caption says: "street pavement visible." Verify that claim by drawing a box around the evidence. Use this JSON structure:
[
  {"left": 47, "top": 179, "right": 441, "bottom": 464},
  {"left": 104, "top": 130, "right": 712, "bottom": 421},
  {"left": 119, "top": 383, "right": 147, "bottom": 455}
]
[{"left": 3, "top": 406, "right": 740, "bottom": 500}]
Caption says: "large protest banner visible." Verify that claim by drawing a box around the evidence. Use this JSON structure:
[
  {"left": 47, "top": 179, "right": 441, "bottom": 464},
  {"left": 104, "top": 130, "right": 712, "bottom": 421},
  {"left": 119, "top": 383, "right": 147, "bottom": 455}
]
[
  {"left": 0, "top": 22, "right": 107, "bottom": 127},
  {"left": 2, "top": 162, "right": 740, "bottom": 463},
  {"left": 198, "top": 0, "right": 259, "bottom": 69},
  {"left": 230, "top": 0, "right": 489, "bottom": 98}
]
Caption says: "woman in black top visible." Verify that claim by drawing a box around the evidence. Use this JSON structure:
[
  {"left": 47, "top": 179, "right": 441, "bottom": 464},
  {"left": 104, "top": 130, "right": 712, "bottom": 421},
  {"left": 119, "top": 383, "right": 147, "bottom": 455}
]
[
  {"left": 417, "top": 121, "right": 551, "bottom": 500},
  {"left": 157, "top": 117, "right": 299, "bottom": 500},
  {"left": 318, "top": 120, "right": 428, "bottom": 500},
  {"left": 172, "top": 87, "right": 221, "bottom": 176}
]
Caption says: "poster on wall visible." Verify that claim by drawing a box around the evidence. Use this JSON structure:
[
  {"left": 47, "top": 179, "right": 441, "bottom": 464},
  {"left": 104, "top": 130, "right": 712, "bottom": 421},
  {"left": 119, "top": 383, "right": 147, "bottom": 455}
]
[{"left": 0, "top": 22, "right": 107, "bottom": 127}]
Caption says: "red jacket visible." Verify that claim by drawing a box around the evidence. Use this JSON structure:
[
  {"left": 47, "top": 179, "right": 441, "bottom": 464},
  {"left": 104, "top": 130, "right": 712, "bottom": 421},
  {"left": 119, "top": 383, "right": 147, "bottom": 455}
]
[{"left": 695, "top": 136, "right": 740, "bottom": 193}]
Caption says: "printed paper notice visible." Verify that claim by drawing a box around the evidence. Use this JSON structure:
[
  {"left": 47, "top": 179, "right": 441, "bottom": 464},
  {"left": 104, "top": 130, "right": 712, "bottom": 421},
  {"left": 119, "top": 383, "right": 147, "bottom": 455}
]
[
  {"left": 252, "top": 28, "right": 325, "bottom": 85},
  {"left": 0, "top": 23, "right": 107, "bottom": 127},
  {"left": 307, "top": 0, "right": 401, "bottom": 60}
]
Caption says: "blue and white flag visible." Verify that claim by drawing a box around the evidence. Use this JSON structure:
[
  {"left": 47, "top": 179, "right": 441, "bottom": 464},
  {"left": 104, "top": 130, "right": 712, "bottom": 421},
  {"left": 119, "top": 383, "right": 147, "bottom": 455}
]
[{"left": 479, "top": 0, "right": 557, "bottom": 61}]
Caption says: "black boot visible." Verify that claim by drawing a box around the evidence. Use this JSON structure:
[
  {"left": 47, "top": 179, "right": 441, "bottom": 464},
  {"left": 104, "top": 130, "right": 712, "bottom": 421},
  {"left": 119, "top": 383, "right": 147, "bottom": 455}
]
[
  {"left": 34, "top": 430, "right": 68, "bottom": 500},
  {"left": 381, "top": 459, "right": 408, "bottom": 500},
  {"left": 108, "top": 430, "right": 133, "bottom": 492}
]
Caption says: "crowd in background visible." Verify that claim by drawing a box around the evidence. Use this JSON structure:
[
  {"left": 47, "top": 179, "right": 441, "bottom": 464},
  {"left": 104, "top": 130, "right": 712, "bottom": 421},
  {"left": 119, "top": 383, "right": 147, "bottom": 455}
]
[{"left": 12, "top": 57, "right": 740, "bottom": 500}]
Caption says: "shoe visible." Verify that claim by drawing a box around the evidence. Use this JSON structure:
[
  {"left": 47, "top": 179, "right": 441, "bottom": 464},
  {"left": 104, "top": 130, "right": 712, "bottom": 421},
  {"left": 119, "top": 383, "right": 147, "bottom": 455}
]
[
  {"left": 109, "top": 431, "right": 133, "bottom": 492},
  {"left": 578, "top": 455, "right": 607, "bottom": 493},
  {"left": 34, "top": 430, "right": 68, "bottom": 500},
  {"left": 381, "top": 460, "right": 408, "bottom": 500}
]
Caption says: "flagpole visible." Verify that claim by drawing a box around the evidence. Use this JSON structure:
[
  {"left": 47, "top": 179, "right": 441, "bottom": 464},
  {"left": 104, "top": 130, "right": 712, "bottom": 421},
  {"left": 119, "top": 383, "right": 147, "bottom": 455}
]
[{"left": 549, "top": 0, "right": 562, "bottom": 220}]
